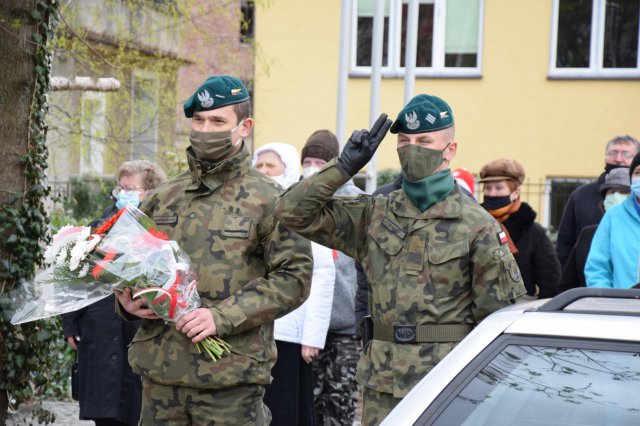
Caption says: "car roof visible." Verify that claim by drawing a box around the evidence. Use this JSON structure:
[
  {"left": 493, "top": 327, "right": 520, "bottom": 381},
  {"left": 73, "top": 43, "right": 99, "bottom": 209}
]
[{"left": 381, "top": 288, "right": 640, "bottom": 426}]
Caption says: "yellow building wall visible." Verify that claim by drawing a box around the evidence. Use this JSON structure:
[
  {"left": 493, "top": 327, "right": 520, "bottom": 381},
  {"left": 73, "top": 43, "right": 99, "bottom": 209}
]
[{"left": 254, "top": 0, "right": 640, "bottom": 221}]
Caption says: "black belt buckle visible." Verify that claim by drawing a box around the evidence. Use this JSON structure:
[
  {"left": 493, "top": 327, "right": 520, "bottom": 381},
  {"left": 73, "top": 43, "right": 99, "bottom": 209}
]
[{"left": 393, "top": 325, "right": 416, "bottom": 343}]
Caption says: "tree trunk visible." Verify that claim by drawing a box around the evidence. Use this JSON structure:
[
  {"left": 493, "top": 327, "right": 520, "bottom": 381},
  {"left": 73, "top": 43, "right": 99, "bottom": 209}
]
[{"left": 0, "top": 0, "right": 40, "bottom": 419}]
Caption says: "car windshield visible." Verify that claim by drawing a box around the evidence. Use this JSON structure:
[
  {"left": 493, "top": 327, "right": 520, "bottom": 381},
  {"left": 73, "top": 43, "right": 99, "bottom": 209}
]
[{"left": 432, "top": 344, "right": 640, "bottom": 426}]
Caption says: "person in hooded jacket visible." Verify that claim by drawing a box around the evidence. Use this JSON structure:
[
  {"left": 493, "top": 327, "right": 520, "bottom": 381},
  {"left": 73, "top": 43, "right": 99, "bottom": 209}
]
[
  {"left": 62, "top": 160, "right": 167, "bottom": 426},
  {"left": 253, "top": 142, "right": 336, "bottom": 426},
  {"left": 585, "top": 153, "right": 640, "bottom": 289},
  {"left": 479, "top": 158, "right": 561, "bottom": 299}
]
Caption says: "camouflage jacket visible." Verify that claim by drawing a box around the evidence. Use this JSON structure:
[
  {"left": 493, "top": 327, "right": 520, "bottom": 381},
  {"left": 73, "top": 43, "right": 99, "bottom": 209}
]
[
  {"left": 127, "top": 145, "right": 313, "bottom": 389},
  {"left": 276, "top": 159, "right": 525, "bottom": 397}
]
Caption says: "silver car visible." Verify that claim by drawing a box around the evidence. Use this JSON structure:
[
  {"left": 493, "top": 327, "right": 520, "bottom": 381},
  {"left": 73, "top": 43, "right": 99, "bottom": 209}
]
[{"left": 382, "top": 288, "right": 640, "bottom": 425}]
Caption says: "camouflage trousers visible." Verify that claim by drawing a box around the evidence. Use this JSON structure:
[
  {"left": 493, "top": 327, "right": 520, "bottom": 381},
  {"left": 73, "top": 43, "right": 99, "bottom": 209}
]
[
  {"left": 312, "top": 333, "right": 360, "bottom": 426},
  {"left": 139, "top": 376, "right": 271, "bottom": 425},
  {"left": 360, "top": 386, "right": 401, "bottom": 426}
]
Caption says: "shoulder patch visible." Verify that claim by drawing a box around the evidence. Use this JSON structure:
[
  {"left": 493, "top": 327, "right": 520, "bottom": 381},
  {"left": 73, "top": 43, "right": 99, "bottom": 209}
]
[
  {"left": 508, "top": 260, "right": 522, "bottom": 281},
  {"left": 497, "top": 230, "right": 508, "bottom": 245}
]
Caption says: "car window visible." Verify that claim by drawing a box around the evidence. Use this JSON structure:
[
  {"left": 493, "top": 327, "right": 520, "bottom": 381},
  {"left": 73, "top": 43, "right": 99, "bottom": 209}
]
[{"left": 422, "top": 338, "right": 640, "bottom": 426}]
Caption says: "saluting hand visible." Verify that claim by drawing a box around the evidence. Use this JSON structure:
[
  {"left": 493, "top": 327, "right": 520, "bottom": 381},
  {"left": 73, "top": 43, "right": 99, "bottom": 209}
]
[
  {"left": 337, "top": 113, "right": 393, "bottom": 177},
  {"left": 176, "top": 308, "right": 217, "bottom": 344}
]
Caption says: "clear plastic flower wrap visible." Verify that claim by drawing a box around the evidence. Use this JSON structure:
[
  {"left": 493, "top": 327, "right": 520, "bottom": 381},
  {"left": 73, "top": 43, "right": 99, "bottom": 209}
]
[{"left": 3, "top": 206, "right": 230, "bottom": 361}]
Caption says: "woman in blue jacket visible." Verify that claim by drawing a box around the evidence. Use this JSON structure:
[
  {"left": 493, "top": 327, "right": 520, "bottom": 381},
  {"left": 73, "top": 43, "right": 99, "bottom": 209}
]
[{"left": 586, "top": 153, "right": 640, "bottom": 288}]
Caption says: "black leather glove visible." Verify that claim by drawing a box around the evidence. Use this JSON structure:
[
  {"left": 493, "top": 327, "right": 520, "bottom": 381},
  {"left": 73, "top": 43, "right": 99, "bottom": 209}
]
[{"left": 337, "top": 113, "right": 392, "bottom": 177}]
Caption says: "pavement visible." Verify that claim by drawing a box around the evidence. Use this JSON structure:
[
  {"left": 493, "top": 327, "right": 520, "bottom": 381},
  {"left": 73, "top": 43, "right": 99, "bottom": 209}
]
[
  {"left": 6, "top": 398, "right": 363, "bottom": 425},
  {"left": 6, "top": 401, "right": 91, "bottom": 426}
]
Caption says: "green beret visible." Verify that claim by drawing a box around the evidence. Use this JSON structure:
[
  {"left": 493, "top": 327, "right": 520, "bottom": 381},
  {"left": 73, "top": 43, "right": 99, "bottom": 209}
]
[
  {"left": 183, "top": 75, "right": 249, "bottom": 118},
  {"left": 390, "top": 94, "right": 454, "bottom": 134}
]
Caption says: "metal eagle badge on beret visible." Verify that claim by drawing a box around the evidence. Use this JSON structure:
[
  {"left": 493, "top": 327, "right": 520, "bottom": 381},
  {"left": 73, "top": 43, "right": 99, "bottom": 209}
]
[
  {"left": 197, "top": 89, "right": 214, "bottom": 108},
  {"left": 390, "top": 94, "right": 454, "bottom": 134},
  {"left": 184, "top": 75, "right": 250, "bottom": 118}
]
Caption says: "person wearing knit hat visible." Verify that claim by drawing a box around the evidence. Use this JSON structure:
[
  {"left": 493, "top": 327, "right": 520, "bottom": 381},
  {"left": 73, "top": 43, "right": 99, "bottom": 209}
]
[
  {"left": 586, "top": 152, "right": 640, "bottom": 288},
  {"left": 479, "top": 158, "right": 561, "bottom": 299},
  {"left": 298, "top": 129, "right": 365, "bottom": 426},
  {"left": 116, "top": 75, "right": 313, "bottom": 425},
  {"left": 276, "top": 95, "right": 526, "bottom": 423},
  {"left": 300, "top": 129, "right": 341, "bottom": 178},
  {"left": 560, "top": 167, "right": 630, "bottom": 291}
]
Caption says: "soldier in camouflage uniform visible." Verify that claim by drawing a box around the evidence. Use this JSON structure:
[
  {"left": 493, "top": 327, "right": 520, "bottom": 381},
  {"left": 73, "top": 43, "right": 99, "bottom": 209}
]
[
  {"left": 300, "top": 130, "right": 363, "bottom": 426},
  {"left": 276, "top": 94, "right": 526, "bottom": 425},
  {"left": 115, "top": 75, "right": 313, "bottom": 425}
]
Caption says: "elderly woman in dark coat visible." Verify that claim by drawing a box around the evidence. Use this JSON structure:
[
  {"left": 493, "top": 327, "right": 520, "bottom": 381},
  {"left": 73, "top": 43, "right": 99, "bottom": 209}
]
[
  {"left": 479, "top": 159, "right": 561, "bottom": 299},
  {"left": 62, "top": 160, "right": 166, "bottom": 426}
]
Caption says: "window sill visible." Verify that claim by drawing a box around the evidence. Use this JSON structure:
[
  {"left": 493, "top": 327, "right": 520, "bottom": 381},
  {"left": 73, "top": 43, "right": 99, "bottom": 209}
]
[
  {"left": 548, "top": 69, "right": 640, "bottom": 80},
  {"left": 349, "top": 69, "right": 482, "bottom": 79}
]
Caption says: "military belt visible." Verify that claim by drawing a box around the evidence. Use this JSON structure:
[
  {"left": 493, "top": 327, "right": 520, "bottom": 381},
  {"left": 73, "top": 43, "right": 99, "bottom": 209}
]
[{"left": 372, "top": 322, "right": 473, "bottom": 343}]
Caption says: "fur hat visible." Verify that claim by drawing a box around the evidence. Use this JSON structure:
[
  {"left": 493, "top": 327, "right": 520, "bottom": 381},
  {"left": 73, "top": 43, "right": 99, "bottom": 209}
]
[
  {"left": 301, "top": 130, "right": 340, "bottom": 164},
  {"left": 478, "top": 158, "right": 526, "bottom": 185}
]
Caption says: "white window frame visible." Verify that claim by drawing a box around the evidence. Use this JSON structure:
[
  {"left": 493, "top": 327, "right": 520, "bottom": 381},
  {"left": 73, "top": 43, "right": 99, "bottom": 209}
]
[
  {"left": 349, "top": 0, "right": 484, "bottom": 78},
  {"left": 79, "top": 92, "right": 106, "bottom": 175},
  {"left": 549, "top": 0, "right": 640, "bottom": 79}
]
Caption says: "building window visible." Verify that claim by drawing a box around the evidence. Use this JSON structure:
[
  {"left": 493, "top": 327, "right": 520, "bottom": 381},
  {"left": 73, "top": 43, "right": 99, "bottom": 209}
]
[
  {"left": 544, "top": 177, "right": 593, "bottom": 232},
  {"left": 241, "top": 0, "right": 254, "bottom": 43},
  {"left": 351, "top": 0, "right": 483, "bottom": 78},
  {"left": 131, "top": 73, "right": 159, "bottom": 161},
  {"left": 80, "top": 92, "right": 106, "bottom": 175},
  {"left": 550, "top": 0, "right": 640, "bottom": 78}
]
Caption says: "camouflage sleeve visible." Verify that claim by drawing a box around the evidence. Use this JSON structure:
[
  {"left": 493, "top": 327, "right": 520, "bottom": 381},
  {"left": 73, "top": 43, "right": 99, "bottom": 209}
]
[
  {"left": 209, "top": 221, "right": 314, "bottom": 337},
  {"left": 469, "top": 219, "right": 526, "bottom": 322},
  {"left": 275, "top": 158, "right": 371, "bottom": 259}
]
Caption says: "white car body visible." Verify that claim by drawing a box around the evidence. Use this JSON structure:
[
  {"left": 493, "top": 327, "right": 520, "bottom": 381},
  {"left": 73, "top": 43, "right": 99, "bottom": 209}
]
[{"left": 382, "top": 288, "right": 640, "bottom": 426}]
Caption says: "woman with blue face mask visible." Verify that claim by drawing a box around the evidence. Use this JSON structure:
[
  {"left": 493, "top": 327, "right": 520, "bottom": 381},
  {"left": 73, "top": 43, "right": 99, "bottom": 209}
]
[
  {"left": 62, "top": 160, "right": 166, "bottom": 426},
  {"left": 586, "top": 152, "right": 640, "bottom": 289},
  {"left": 560, "top": 167, "right": 630, "bottom": 290}
]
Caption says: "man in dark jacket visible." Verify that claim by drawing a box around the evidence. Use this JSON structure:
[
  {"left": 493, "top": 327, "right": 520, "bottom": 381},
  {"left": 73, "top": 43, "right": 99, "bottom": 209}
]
[
  {"left": 560, "top": 167, "right": 631, "bottom": 291},
  {"left": 555, "top": 135, "right": 639, "bottom": 266}
]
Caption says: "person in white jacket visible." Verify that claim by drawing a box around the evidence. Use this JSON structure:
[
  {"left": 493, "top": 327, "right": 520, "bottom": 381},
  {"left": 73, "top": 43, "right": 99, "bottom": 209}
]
[{"left": 253, "top": 142, "right": 336, "bottom": 426}]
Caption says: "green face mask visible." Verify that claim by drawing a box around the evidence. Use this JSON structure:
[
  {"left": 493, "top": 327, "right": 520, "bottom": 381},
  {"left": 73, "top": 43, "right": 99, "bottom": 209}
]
[
  {"left": 189, "top": 121, "right": 244, "bottom": 163},
  {"left": 397, "top": 143, "right": 449, "bottom": 181}
]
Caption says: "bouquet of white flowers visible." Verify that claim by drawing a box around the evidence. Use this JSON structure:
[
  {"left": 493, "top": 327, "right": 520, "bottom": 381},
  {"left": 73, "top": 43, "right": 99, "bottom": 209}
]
[{"left": 5, "top": 206, "right": 230, "bottom": 362}]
